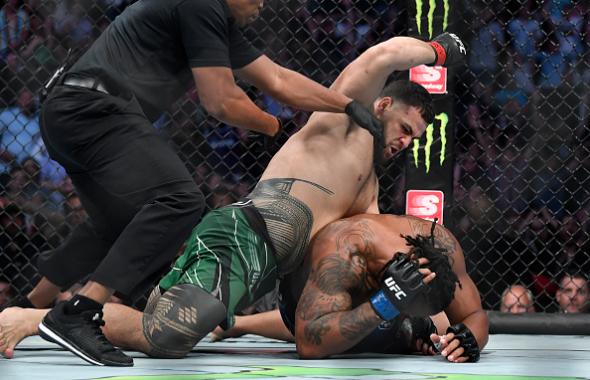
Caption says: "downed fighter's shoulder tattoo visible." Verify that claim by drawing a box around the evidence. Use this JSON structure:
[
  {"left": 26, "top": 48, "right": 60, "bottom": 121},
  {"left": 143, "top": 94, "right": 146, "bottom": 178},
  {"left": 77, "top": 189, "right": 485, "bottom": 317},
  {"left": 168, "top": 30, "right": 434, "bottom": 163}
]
[
  {"left": 332, "top": 220, "right": 376, "bottom": 259},
  {"left": 408, "top": 217, "right": 457, "bottom": 254}
]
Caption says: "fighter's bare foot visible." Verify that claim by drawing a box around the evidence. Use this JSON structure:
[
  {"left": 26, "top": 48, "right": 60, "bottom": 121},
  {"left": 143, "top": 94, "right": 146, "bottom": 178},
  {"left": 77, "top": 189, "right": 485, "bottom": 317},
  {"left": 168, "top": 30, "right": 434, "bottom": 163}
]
[{"left": 0, "top": 307, "right": 38, "bottom": 358}]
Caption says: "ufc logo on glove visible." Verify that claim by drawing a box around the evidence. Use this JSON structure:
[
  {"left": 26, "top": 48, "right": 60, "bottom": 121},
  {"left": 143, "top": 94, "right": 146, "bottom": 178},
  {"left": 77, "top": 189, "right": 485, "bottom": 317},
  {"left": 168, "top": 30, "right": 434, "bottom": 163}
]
[{"left": 385, "top": 277, "right": 407, "bottom": 300}]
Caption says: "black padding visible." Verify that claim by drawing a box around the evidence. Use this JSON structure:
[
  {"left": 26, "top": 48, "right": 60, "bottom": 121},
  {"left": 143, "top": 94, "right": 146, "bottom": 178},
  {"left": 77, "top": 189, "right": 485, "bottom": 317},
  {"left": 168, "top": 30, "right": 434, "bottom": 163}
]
[{"left": 488, "top": 310, "right": 590, "bottom": 335}]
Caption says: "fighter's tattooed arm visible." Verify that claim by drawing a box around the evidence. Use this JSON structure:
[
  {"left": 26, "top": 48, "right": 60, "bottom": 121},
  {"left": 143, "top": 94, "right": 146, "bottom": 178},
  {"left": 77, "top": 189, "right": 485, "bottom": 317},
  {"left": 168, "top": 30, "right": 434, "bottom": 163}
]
[{"left": 294, "top": 220, "right": 383, "bottom": 359}]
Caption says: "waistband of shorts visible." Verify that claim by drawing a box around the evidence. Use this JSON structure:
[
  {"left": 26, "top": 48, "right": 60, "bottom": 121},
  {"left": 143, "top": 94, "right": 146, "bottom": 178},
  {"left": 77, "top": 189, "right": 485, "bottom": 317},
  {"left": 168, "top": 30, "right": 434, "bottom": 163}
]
[
  {"left": 278, "top": 301, "right": 296, "bottom": 336},
  {"left": 228, "top": 199, "right": 278, "bottom": 261}
]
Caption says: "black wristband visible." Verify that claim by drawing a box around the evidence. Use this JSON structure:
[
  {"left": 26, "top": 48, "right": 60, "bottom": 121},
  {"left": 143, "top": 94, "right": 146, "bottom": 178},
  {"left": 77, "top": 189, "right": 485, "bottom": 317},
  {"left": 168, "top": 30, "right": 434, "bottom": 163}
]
[
  {"left": 264, "top": 117, "right": 283, "bottom": 149},
  {"left": 344, "top": 100, "right": 385, "bottom": 165},
  {"left": 446, "top": 323, "right": 481, "bottom": 362}
]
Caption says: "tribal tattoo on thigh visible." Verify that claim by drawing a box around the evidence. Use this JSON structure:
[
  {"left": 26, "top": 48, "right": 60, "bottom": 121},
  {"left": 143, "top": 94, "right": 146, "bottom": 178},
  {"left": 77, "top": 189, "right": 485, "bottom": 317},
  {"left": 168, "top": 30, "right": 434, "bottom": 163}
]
[{"left": 142, "top": 287, "right": 207, "bottom": 358}]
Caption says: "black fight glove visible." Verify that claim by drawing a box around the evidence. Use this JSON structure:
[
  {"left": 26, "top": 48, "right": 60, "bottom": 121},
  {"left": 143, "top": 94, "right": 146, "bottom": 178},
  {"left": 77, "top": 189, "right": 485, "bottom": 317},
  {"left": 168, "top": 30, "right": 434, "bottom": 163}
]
[
  {"left": 249, "top": 117, "right": 283, "bottom": 151},
  {"left": 427, "top": 32, "right": 467, "bottom": 67},
  {"left": 264, "top": 117, "right": 283, "bottom": 150},
  {"left": 411, "top": 316, "right": 438, "bottom": 350},
  {"left": 446, "top": 323, "right": 481, "bottom": 362},
  {"left": 369, "top": 255, "right": 428, "bottom": 321},
  {"left": 345, "top": 100, "right": 385, "bottom": 165}
]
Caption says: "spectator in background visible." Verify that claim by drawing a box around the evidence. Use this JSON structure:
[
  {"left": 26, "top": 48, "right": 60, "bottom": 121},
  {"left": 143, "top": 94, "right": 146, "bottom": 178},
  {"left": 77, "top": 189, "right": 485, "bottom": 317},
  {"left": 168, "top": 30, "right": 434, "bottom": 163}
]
[
  {"left": 556, "top": 272, "right": 589, "bottom": 313},
  {"left": 507, "top": 2, "right": 541, "bottom": 60},
  {"left": 20, "top": 0, "right": 61, "bottom": 78},
  {"left": 0, "top": 88, "right": 40, "bottom": 175},
  {"left": 554, "top": 214, "right": 590, "bottom": 273},
  {"left": 21, "top": 156, "right": 63, "bottom": 212},
  {"left": 51, "top": 0, "right": 93, "bottom": 50},
  {"left": 63, "top": 193, "right": 86, "bottom": 228},
  {"left": 535, "top": 20, "right": 569, "bottom": 91},
  {"left": 5, "top": 165, "right": 43, "bottom": 223},
  {"left": 30, "top": 134, "right": 68, "bottom": 193},
  {"left": 0, "top": 279, "right": 13, "bottom": 306},
  {"left": 500, "top": 284, "right": 535, "bottom": 314},
  {"left": 0, "top": 202, "right": 45, "bottom": 292},
  {"left": 207, "top": 185, "right": 237, "bottom": 210},
  {"left": 468, "top": 6, "right": 505, "bottom": 85},
  {"left": 0, "top": 0, "right": 30, "bottom": 64}
]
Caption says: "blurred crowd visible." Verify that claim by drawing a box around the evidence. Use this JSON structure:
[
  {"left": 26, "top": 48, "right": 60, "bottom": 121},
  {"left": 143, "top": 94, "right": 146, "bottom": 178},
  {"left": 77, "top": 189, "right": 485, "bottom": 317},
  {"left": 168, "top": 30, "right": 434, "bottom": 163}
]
[
  {"left": 0, "top": 0, "right": 589, "bottom": 313},
  {"left": 452, "top": 0, "right": 590, "bottom": 312}
]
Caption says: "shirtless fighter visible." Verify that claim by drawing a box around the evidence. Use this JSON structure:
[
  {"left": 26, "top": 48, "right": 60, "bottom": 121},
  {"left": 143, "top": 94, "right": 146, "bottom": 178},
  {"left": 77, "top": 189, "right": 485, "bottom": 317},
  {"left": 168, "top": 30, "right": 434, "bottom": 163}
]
[{"left": 213, "top": 214, "right": 488, "bottom": 362}]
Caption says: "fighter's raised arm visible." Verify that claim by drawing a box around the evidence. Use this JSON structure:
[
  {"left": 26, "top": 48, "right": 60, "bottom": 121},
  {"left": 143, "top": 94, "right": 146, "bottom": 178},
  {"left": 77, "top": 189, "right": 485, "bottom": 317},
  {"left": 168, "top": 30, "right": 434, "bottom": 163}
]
[{"left": 329, "top": 33, "right": 467, "bottom": 108}]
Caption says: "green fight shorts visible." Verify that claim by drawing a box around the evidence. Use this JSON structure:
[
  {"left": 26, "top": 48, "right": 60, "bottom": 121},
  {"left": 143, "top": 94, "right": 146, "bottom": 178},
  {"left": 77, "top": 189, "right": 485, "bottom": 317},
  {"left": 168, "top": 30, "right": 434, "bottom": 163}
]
[{"left": 158, "top": 203, "right": 278, "bottom": 328}]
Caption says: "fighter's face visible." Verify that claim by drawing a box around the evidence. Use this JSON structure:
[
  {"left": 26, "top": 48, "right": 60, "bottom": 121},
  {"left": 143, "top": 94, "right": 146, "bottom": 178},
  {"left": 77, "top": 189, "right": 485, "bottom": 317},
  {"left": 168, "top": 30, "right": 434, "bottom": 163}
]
[
  {"left": 373, "top": 98, "right": 427, "bottom": 162},
  {"left": 228, "top": 0, "right": 264, "bottom": 27}
]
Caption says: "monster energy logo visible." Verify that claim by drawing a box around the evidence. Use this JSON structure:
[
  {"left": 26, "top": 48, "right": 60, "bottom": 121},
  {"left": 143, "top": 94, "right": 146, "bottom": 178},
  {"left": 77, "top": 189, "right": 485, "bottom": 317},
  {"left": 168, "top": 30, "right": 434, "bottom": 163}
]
[
  {"left": 415, "top": 0, "right": 450, "bottom": 38},
  {"left": 412, "top": 112, "right": 448, "bottom": 173}
]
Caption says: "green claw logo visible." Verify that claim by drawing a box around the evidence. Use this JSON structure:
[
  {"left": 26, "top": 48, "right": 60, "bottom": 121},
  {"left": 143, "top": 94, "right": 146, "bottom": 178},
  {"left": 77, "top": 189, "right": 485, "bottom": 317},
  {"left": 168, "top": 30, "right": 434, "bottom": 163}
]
[
  {"left": 412, "top": 112, "right": 448, "bottom": 173},
  {"left": 415, "top": 0, "right": 450, "bottom": 38}
]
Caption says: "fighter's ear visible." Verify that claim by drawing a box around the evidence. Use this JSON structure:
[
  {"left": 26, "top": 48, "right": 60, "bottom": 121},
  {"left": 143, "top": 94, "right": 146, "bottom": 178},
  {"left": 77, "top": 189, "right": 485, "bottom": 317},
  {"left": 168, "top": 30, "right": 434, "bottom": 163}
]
[{"left": 375, "top": 96, "right": 393, "bottom": 112}]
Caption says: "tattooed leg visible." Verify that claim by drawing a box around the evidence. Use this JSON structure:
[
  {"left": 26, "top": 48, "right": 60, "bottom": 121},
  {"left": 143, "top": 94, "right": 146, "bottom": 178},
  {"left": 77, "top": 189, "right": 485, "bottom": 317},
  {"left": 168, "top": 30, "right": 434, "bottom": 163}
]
[
  {"left": 142, "top": 284, "right": 226, "bottom": 358},
  {"left": 144, "top": 286, "right": 162, "bottom": 314}
]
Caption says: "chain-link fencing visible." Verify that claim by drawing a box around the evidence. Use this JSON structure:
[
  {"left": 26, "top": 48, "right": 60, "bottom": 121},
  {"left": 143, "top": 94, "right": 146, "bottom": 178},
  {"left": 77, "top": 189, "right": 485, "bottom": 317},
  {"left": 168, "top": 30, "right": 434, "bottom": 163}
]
[{"left": 0, "top": 0, "right": 588, "bottom": 314}]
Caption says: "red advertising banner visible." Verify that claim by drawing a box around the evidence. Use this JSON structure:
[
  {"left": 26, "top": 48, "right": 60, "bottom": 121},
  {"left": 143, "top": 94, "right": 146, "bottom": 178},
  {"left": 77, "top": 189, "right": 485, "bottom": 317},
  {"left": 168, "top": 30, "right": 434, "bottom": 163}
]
[
  {"left": 409, "top": 65, "right": 447, "bottom": 94},
  {"left": 405, "top": 189, "right": 444, "bottom": 225}
]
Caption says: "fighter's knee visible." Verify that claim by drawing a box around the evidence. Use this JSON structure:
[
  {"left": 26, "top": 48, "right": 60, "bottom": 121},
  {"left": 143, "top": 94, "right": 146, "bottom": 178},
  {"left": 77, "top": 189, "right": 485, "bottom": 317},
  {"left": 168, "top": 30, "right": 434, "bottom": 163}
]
[{"left": 141, "top": 284, "right": 226, "bottom": 359}]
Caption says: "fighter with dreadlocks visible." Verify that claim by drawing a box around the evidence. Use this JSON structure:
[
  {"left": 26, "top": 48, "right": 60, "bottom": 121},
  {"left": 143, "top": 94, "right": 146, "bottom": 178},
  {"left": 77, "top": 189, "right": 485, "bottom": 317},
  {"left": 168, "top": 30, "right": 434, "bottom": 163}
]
[{"left": 214, "top": 213, "right": 488, "bottom": 361}]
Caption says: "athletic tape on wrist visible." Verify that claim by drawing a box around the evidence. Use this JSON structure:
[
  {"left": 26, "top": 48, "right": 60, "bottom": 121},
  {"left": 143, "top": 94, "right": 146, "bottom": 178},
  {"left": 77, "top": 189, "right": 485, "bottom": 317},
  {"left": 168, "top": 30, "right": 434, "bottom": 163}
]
[
  {"left": 429, "top": 41, "right": 446, "bottom": 66},
  {"left": 370, "top": 290, "right": 400, "bottom": 321}
]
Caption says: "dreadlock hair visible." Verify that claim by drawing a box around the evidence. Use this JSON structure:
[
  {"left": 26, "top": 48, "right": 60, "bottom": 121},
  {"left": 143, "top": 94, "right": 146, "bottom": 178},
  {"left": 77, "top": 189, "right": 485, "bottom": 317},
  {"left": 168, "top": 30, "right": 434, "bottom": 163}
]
[{"left": 402, "top": 220, "right": 461, "bottom": 315}]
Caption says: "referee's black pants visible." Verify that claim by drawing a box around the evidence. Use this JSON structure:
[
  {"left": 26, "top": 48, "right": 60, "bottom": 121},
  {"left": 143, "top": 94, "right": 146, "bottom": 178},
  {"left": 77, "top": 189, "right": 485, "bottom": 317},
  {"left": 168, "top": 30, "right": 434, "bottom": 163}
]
[{"left": 37, "top": 85, "right": 205, "bottom": 300}]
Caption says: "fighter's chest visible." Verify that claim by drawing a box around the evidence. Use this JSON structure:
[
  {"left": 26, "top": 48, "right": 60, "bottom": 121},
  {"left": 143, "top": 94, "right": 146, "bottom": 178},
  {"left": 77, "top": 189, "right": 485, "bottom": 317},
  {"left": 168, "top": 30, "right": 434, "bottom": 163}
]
[{"left": 342, "top": 170, "right": 377, "bottom": 216}]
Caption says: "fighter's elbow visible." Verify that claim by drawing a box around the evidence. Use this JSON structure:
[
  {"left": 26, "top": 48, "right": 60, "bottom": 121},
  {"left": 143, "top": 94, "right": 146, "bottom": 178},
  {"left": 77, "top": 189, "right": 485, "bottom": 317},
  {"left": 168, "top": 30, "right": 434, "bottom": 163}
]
[{"left": 296, "top": 342, "right": 330, "bottom": 359}]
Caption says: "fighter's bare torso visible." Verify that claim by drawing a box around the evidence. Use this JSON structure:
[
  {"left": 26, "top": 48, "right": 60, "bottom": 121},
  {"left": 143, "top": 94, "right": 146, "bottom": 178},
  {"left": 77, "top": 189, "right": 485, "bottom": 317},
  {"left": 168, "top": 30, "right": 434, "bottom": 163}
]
[
  {"left": 262, "top": 112, "right": 379, "bottom": 231},
  {"left": 249, "top": 111, "right": 378, "bottom": 274}
]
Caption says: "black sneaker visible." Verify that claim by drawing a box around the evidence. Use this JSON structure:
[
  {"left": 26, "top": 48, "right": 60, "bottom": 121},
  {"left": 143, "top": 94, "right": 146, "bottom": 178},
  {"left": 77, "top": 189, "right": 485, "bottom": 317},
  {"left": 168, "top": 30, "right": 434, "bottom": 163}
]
[{"left": 38, "top": 302, "right": 133, "bottom": 366}]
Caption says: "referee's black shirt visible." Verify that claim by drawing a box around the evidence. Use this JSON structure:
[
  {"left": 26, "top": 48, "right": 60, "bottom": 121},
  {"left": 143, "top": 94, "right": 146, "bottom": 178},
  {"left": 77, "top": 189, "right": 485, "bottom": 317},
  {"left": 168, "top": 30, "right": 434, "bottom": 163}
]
[{"left": 69, "top": 0, "right": 261, "bottom": 121}]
